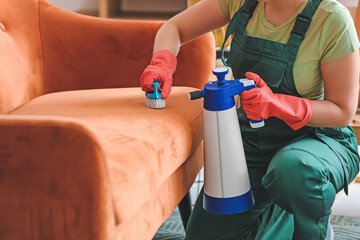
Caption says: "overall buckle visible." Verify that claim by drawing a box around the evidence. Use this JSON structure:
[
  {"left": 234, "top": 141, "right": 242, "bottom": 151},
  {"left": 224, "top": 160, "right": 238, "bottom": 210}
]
[
  {"left": 241, "top": 0, "right": 258, "bottom": 18},
  {"left": 292, "top": 14, "right": 312, "bottom": 39}
]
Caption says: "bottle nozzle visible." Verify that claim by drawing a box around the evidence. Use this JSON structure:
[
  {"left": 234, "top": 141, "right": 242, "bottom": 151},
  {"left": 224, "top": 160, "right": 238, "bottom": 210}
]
[{"left": 212, "top": 67, "right": 229, "bottom": 85}]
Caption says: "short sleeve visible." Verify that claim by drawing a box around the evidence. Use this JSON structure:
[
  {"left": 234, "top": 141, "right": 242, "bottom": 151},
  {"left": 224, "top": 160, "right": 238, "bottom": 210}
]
[
  {"left": 320, "top": 8, "right": 360, "bottom": 64},
  {"left": 217, "top": 0, "right": 245, "bottom": 19}
]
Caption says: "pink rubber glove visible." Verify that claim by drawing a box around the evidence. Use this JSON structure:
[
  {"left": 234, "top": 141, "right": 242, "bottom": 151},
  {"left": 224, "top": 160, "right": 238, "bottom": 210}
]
[
  {"left": 140, "top": 50, "right": 177, "bottom": 99},
  {"left": 240, "top": 72, "right": 312, "bottom": 130}
]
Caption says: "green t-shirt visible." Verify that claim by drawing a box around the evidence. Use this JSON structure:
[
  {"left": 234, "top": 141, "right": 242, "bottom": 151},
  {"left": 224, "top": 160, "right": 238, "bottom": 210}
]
[{"left": 218, "top": 0, "right": 360, "bottom": 99}]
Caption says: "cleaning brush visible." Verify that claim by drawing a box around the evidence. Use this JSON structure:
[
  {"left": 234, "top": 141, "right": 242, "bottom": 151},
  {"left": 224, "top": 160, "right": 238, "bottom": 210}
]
[{"left": 144, "top": 81, "right": 166, "bottom": 109}]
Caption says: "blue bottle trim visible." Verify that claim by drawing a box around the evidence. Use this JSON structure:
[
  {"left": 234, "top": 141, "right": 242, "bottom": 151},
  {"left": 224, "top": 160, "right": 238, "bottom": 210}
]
[
  {"left": 203, "top": 68, "right": 258, "bottom": 111},
  {"left": 250, "top": 119, "right": 263, "bottom": 124},
  {"left": 203, "top": 189, "right": 255, "bottom": 214}
]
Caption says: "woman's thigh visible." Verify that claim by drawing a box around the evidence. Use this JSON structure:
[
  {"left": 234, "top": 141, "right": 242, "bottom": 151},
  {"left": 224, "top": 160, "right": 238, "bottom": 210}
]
[{"left": 263, "top": 137, "right": 348, "bottom": 199}]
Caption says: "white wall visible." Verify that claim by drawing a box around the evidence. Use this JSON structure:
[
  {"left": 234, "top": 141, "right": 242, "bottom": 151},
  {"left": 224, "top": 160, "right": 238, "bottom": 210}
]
[{"left": 48, "top": 0, "right": 98, "bottom": 12}]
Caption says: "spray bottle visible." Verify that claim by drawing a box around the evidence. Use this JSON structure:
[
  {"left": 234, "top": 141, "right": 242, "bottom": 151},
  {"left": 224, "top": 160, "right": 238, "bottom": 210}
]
[{"left": 189, "top": 67, "right": 264, "bottom": 214}]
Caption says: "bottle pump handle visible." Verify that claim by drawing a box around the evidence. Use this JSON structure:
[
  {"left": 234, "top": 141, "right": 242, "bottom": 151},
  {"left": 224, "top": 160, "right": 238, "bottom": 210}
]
[
  {"left": 212, "top": 67, "right": 264, "bottom": 128},
  {"left": 212, "top": 67, "right": 228, "bottom": 85}
]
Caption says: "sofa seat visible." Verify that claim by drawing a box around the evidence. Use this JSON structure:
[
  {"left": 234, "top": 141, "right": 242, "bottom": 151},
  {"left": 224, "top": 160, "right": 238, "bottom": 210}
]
[{"left": 7, "top": 86, "right": 204, "bottom": 237}]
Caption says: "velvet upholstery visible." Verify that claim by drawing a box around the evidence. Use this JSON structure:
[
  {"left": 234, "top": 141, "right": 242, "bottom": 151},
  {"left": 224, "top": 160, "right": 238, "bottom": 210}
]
[{"left": 0, "top": 0, "right": 215, "bottom": 239}]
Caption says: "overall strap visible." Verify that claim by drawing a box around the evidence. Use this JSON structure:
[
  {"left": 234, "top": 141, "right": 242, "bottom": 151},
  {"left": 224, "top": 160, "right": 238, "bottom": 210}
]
[
  {"left": 220, "top": 0, "right": 258, "bottom": 65},
  {"left": 286, "top": 0, "right": 322, "bottom": 57}
]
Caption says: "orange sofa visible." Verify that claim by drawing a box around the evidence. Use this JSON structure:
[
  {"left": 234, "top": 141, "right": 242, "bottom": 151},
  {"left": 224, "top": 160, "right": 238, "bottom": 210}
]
[{"left": 0, "top": 0, "right": 215, "bottom": 239}]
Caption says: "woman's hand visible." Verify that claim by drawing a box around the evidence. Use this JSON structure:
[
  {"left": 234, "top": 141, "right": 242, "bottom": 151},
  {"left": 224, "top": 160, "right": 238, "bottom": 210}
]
[
  {"left": 241, "top": 72, "right": 312, "bottom": 130},
  {"left": 140, "top": 50, "right": 177, "bottom": 99}
]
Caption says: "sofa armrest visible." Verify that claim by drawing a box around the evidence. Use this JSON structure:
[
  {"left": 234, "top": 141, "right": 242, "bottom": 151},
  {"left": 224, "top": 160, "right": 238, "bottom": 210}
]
[
  {"left": 39, "top": 0, "right": 215, "bottom": 93},
  {"left": 0, "top": 116, "right": 114, "bottom": 240}
]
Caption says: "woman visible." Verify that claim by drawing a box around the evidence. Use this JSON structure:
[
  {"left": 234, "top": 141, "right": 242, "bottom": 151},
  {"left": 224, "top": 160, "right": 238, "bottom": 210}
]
[{"left": 140, "top": 0, "right": 360, "bottom": 239}]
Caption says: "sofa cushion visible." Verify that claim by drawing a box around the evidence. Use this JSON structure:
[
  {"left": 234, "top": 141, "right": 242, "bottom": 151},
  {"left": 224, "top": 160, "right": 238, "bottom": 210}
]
[{"left": 10, "top": 86, "right": 204, "bottom": 222}]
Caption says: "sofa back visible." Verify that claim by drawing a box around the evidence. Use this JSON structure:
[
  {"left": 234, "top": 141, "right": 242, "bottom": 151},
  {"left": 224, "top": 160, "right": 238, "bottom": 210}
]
[
  {"left": 0, "top": 0, "right": 44, "bottom": 114},
  {"left": 38, "top": 0, "right": 215, "bottom": 93},
  {"left": 0, "top": 0, "right": 215, "bottom": 114}
]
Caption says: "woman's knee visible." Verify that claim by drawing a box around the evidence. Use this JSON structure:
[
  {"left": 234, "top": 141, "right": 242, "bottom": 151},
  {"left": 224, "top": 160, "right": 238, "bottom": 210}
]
[{"left": 261, "top": 148, "right": 334, "bottom": 212}]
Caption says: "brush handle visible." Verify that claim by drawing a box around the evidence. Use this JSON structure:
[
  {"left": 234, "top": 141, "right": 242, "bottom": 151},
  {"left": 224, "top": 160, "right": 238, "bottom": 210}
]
[{"left": 145, "top": 81, "right": 162, "bottom": 99}]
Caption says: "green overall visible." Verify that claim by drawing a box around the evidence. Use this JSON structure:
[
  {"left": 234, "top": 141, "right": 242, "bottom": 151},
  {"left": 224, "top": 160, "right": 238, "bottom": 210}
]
[{"left": 186, "top": 0, "right": 360, "bottom": 239}]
